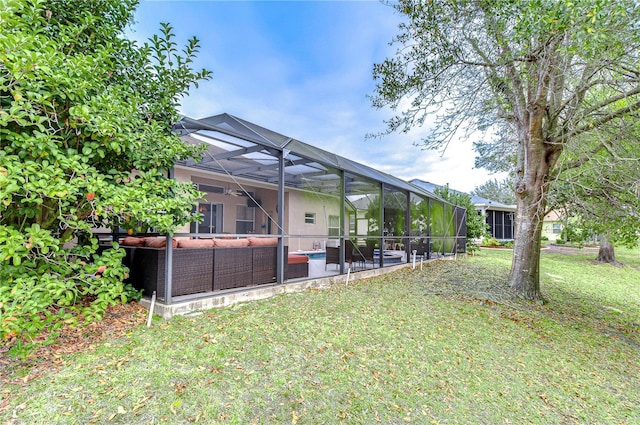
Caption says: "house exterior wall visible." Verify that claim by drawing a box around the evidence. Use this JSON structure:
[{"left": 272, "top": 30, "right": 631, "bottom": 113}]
[
  {"left": 174, "top": 167, "right": 280, "bottom": 236},
  {"left": 174, "top": 166, "right": 342, "bottom": 250},
  {"left": 541, "top": 220, "right": 563, "bottom": 242},
  {"left": 287, "top": 190, "right": 341, "bottom": 251},
  {"left": 541, "top": 211, "right": 564, "bottom": 242}
]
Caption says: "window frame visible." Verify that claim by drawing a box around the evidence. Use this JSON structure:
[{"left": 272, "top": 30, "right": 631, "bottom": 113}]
[{"left": 304, "top": 212, "right": 316, "bottom": 225}]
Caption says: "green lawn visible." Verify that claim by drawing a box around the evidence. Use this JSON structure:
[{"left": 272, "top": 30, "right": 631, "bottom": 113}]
[{"left": 1, "top": 248, "right": 638, "bottom": 424}]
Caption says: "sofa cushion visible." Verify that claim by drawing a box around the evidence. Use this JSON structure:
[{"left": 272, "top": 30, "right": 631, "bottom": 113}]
[
  {"left": 177, "top": 238, "right": 214, "bottom": 249},
  {"left": 144, "top": 237, "right": 179, "bottom": 248},
  {"left": 121, "top": 236, "right": 145, "bottom": 247},
  {"left": 248, "top": 237, "right": 278, "bottom": 247},
  {"left": 287, "top": 254, "right": 309, "bottom": 265},
  {"left": 213, "top": 238, "right": 250, "bottom": 248}
]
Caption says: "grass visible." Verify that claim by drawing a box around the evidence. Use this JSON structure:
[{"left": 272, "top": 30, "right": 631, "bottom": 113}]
[{"left": 1, "top": 247, "right": 638, "bottom": 424}]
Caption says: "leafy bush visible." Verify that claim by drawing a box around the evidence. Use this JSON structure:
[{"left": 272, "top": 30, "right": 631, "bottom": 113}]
[
  {"left": 555, "top": 238, "right": 567, "bottom": 245},
  {"left": 0, "top": 241, "right": 140, "bottom": 342},
  {"left": 466, "top": 240, "right": 481, "bottom": 254},
  {"left": 481, "top": 237, "right": 501, "bottom": 247},
  {"left": 0, "top": 0, "right": 210, "bottom": 342}
]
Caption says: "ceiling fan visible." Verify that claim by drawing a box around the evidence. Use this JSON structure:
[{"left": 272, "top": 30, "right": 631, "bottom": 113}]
[{"left": 225, "top": 187, "right": 240, "bottom": 196}]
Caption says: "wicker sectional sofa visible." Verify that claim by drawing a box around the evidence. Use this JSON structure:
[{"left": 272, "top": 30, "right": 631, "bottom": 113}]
[{"left": 120, "top": 237, "right": 308, "bottom": 298}]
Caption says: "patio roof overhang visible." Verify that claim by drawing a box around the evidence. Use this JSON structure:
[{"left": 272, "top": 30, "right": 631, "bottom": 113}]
[{"left": 173, "top": 113, "right": 450, "bottom": 203}]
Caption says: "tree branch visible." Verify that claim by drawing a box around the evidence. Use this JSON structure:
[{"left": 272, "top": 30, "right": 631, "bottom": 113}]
[{"left": 560, "top": 98, "right": 640, "bottom": 143}]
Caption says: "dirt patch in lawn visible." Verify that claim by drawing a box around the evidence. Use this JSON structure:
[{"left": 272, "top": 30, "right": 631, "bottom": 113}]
[
  {"left": 542, "top": 244, "right": 599, "bottom": 256},
  {"left": 0, "top": 302, "right": 147, "bottom": 389}
]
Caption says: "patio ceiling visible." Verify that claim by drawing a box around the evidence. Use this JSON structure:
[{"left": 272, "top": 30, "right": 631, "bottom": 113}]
[{"left": 173, "top": 113, "right": 448, "bottom": 202}]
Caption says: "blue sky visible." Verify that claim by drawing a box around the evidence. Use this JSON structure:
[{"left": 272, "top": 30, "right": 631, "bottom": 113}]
[{"left": 132, "top": 0, "right": 499, "bottom": 192}]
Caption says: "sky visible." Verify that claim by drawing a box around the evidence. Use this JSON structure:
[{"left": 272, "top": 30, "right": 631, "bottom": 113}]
[{"left": 131, "top": 0, "right": 502, "bottom": 193}]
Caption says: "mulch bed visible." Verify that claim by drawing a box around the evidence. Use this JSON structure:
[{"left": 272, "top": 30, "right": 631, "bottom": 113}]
[
  {"left": 542, "top": 244, "right": 599, "bottom": 255},
  {"left": 0, "top": 302, "right": 147, "bottom": 389}
]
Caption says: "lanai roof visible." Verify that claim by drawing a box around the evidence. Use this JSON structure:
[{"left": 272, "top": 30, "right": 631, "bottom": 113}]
[
  {"left": 174, "top": 113, "right": 450, "bottom": 203},
  {"left": 409, "top": 178, "right": 515, "bottom": 211}
]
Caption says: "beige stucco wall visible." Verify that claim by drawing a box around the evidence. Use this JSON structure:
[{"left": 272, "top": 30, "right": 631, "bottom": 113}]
[
  {"left": 173, "top": 166, "right": 341, "bottom": 250},
  {"left": 174, "top": 167, "right": 279, "bottom": 235},
  {"left": 287, "top": 190, "right": 341, "bottom": 251}
]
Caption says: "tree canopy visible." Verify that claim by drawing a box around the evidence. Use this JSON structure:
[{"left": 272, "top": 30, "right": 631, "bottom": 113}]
[
  {"left": 433, "top": 184, "right": 488, "bottom": 252},
  {"left": 549, "top": 120, "right": 640, "bottom": 261},
  {"left": 472, "top": 178, "right": 515, "bottom": 205},
  {"left": 0, "top": 0, "right": 211, "bottom": 341},
  {"left": 372, "top": 0, "right": 640, "bottom": 299}
]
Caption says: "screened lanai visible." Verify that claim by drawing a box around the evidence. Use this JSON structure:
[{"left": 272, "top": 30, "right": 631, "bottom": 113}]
[{"left": 119, "top": 113, "right": 467, "bottom": 304}]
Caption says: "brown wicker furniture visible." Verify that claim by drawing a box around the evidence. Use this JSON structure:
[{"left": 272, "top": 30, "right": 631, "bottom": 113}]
[
  {"left": 286, "top": 254, "right": 309, "bottom": 279},
  {"left": 119, "top": 237, "right": 307, "bottom": 298},
  {"left": 353, "top": 243, "right": 375, "bottom": 270},
  {"left": 325, "top": 241, "right": 355, "bottom": 270},
  {"left": 212, "top": 247, "right": 254, "bottom": 290},
  {"left": 123, "top": 246, "right": 214, "bottom": 298},
  {"left": 325, "top": 246, "right": 340, "bottom": 270},
  {"left": 251, "top": 246, "right": 279, "bottom": 287}
]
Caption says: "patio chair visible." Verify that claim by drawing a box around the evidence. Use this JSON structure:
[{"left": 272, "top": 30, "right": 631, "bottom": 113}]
[
  {"left": 325, "top": 241, "right": 355, "bottom": 270},
  {"left": 353, "top": 243, "right": 375, "bottom": 270},
  {"left": 410, "top": 238, "right": 430, "bottom": 260}
]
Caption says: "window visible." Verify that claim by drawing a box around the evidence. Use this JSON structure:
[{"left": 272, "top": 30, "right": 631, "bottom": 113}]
[
  {"left": 236, "top": 204, "right": 255, "bottom": 234},
  {"left": 197, "top": 183, "right": 224, "bottom": 194},
  {"left": 552, "top": 223, "right": 562, "bottom": 234},
  {"left": 328, "top": 215, "right": 340, "bottom": 237},
  {"left": 304, "top": 212, "right": 315, "bottom": 224},
  {"left": 191, "top": 203, "right": 223, "bottom": 234}
]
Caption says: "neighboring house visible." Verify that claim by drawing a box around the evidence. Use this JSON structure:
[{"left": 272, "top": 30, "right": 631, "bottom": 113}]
[
  {"left": 541, "top": 210, "right": 564, "bottom": 242},
  {"left": 471, "top": 194, "right": 516, "bottom": 240},
  {"left": 409, "top": 179, "right": 516, "bottom": 240}
]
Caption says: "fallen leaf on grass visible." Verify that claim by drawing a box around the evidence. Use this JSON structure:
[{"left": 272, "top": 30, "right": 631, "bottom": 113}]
[{"left": 169, "top": 400, "right": 182, "bottom": 414}]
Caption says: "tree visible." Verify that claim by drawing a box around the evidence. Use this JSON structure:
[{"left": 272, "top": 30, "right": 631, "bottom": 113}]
[
  {"left": 372, "top": 0, "right": 640, "bottom": 300},
  {"left": 472, "top": 178, "right": 515, "bottom": 205},
  {"left": 434, "top": 184, "right": 487, "bottom": 244},
  {"left": 549, "top": 121, "right": 640, "bottom": 264},
  {"left": 0, "top": 0, "right": 211, "bottom": 341}
]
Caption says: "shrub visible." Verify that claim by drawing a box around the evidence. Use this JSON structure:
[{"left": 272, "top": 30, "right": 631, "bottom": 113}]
[
  {"left": 466, "top": 240, "right": 481, "bottom": 255},
  {"left": 0, "top": 0, "right": 210, "bottom": 343},
  {"left": 481, "top": 237, "right": 501, "bottom": 247}
]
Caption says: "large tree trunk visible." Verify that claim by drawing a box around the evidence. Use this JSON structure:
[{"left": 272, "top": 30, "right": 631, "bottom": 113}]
[
  {"left": 509, "top": 192, "right": 545, "bottom": 300},
  {"left": 595, "top": 235, "right": 618, "bottom": 264},
  {"left": 508, "top": 102, "right": 562, "bottom": 301}
]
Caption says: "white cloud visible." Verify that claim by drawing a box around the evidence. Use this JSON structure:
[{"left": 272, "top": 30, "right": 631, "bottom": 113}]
[{"left": 136, "top": 0, "right": 497, "bottom": 195}]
